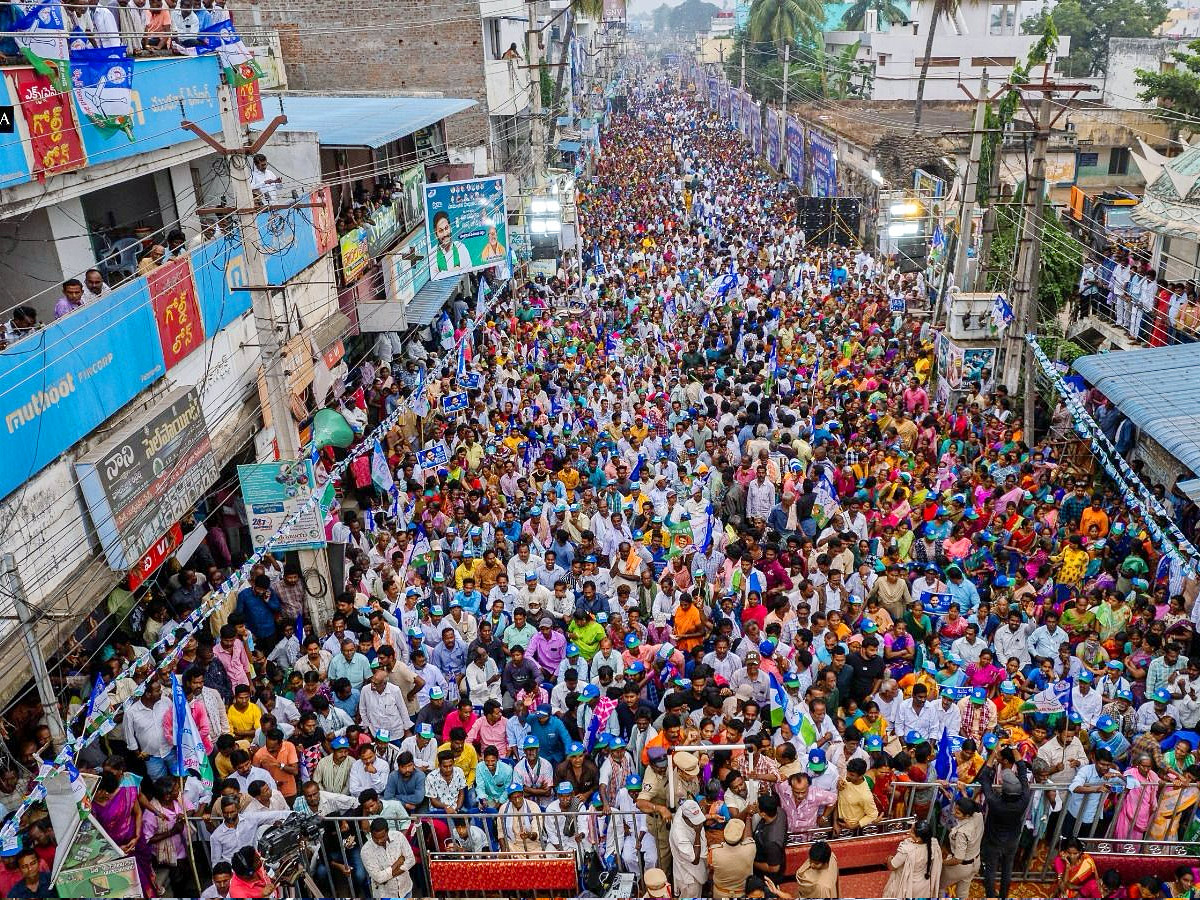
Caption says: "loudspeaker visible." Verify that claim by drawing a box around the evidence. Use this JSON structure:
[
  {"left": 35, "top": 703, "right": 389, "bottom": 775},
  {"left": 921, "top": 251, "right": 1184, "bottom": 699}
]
[{"left": 793, "top": 196, "right": 861, "bottom": 245}]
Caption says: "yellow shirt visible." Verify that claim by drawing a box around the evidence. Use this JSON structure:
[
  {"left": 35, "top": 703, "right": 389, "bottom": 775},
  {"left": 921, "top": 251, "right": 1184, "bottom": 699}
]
[
  {"left": 837, "top": 778, "right": 880, "bottom": 827},
  {"left": 455, "top": 558, "right": 482, "bottom": 591},
  {"left": 227, "top": 702, "right": 262, "bottom": 737},
  {"left": 439, "top": 741, "right": 478, "bottom": 786}
]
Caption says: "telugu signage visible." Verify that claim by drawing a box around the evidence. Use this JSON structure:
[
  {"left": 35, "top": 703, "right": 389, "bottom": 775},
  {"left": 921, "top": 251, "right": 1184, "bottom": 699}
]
[{"left": 75, "top": 387, "right": 218, "bottom": 572}]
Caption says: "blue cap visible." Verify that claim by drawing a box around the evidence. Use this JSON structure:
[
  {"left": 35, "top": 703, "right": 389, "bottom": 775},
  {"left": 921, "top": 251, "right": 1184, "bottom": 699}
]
[
  {"left": 625, "top": 773, "right": 643, "bottom": 790},
  {"left": 759, "top": 639, "right": 775, "bottom": 655},
  {"left": 970, "top": 686, "right": 987, "bottom": 704},
  {"left": 1117, "top": 688, "right": 1134, "bottom": 702},
  {"left": 1096, "top": 715, "right": 1118, "bottom": 732},
  {"left": 417, "top": 724, "right": 434, "bottom": 739},
  {"left": 331, "top": 736, "right": 350, "bottom": 750},
  {"left": 595, "top": 732, "right": 611, "bottom": 749},
  {"left": 536, "top": 703, "right": 551, "bottom": 717},
  {"left": 625, "top": 634, "right": 641, "bottom": 649},
  {"left": 807, "top": 748, "right": 827, "bottom": 771},
  {"left": 905, "top": 729, "right": 927, "bottom": 745},
  {"left": 1068, "top": 711, "right": 1084, "bottom": 725},
  {"left": 1153, "top": 686, "right": 1173, "bottom": 704},
  {"left": 580, "top": 684, "right": 600, "bottom": 701},
  {"left": 1000, "top": 680, "right": 1017, "bottom": 695},
  {"left": 1078, "top": 671, "right": 1094, "bottom": 684},
  {"left": 567, "top": 742, "right": 586, "bottom": 757},
  {"left": 982, "top": 733, "right": 999, "bottom": 750},
  {"left": 864, "top": 734, "right": 884, "bottom": 752},
  {"left": 523, "top": 735, "right": 540, "bottom": 749},
  {"left": 556, "top": 781, "right": 573, "bottom": 794},
  {"left": 566, "top": 643, "right": 580, "bottom": 657},
  {"left": 506, "top": 782, "right": 524, "bottom": 794},
  {"left": 609, "top": 737, "right": 626, "bottom": 750},
  {"left": 940, "top": 686, "right": 957, "bottom": 700}
]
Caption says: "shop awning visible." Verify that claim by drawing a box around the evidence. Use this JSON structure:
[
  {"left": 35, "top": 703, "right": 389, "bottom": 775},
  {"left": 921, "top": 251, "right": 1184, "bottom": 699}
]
[
  {"left": 557, "top": 140, "right": 582, "bottom": 153},
  {"left": 1073, "top": 343, "right": 1200, "bottom": 476},
  {"left": 269, "top": 94, "right": 477, "bottom": 148},
  {"left": 406, "top": 274, "right": 464, "bottom": 327}
]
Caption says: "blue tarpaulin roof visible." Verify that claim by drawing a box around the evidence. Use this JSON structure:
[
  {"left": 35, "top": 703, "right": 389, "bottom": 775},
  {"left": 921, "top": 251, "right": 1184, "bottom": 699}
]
[
  {"left": 557, "top": 140, "right": 582, "bottom": 152},
  {"left": 269, "top": 94, "right": 477, "bottom": 148},
  {"left": 1073, "top": 343, "right": 1200, "bottom": 476},
  {"left": 406, "top": 274, "right": 464, "bottom": 327}
]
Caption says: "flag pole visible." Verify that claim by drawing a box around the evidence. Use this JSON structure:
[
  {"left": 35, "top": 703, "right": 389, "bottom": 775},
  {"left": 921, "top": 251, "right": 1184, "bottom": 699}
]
[{"left": 181, "top": 774, "right": 202, "bottom": 893}]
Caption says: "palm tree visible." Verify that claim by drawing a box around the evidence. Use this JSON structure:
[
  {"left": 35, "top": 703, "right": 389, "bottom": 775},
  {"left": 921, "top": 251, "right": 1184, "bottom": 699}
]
[
  {"left": 913, "top": 0, "right": 961, "bottom": 126},
  {"left": 839, "top": 0, "right": 908, "bottom": 30},
  {"left": 747, "top": 0, "right": 823, "bottom": 54}
]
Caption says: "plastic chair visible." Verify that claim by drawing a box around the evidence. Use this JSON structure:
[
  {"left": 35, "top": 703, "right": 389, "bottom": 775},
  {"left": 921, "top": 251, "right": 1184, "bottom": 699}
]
[{"left": 109, "top": 237, "right": 142, "bottom": 280}]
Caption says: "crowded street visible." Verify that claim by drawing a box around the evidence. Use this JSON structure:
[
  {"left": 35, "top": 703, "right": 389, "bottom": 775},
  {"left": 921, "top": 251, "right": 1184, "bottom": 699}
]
[{"left": 2, "top": 46, "right": 1200, "bottom": 900}]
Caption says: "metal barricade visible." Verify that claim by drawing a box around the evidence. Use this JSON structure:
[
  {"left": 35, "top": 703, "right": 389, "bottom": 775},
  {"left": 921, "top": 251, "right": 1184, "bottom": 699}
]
[{"left": 880, "top": 777, "right": 1200, "bottom": 884}]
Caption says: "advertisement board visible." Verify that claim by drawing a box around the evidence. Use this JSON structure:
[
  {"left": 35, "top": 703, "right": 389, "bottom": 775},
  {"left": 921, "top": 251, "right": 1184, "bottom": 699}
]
[
  {"left": 75, "top": 387, "right": 218, "bottom": 571},
  {"left": 190, "top": 229, "right": 251, "bottom": 335},
  {"left": 750, "top": 102, "right": 762, "bottom": 157},
  {"left": 785, "top": 115, "right": 803, "bottom": 185},
  {"left": 146, "top": 255, "right": 204, "bottom": 369},
  {"left": 766, "top": 108, "right": 781, "bottom": 171},
  {"left": 339, "top": 227, "right": 369, "bottom": 283},
  {"left": 0, "top": 278, "right": 166, "bottom": 501},
  {"left": 238, "top": 458, "right": 326, "bottom": 552},
  {"left": 808, "top": 129, "right": 838, "bottom": 198},
  {"left": 0, "top": 74, "right": 30, "bottom": 187},
  {"left": 422, "top": 175, "right": 509, "bottom": 281}
]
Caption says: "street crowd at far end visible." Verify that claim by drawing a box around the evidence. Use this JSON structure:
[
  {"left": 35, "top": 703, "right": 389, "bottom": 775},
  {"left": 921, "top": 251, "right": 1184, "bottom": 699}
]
[{"left": 1, "top": 58, "right": 1199, "bottom": 900}]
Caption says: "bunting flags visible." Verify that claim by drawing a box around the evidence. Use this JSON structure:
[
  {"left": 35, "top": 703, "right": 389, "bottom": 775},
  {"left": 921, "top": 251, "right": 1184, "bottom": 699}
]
[
  {"left": 198, "top": 19, "right": 263, "bottom": 86},
  {"left": 991, "top": 293, "right": 1014, "bottom": 331},
  {"left": 370, "top": 440, "right": 394, "bottom": 494}
]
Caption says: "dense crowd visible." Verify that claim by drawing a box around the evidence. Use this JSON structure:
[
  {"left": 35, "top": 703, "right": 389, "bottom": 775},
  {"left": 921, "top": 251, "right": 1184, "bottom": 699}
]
[{"left": 3, "top": 67, "right": 1200, "bottom": 900}]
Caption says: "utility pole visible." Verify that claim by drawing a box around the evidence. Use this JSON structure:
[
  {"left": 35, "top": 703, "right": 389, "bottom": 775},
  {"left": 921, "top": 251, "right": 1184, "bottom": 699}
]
[
  {"left": 740, "top": 45, "right": 746, "bottom": 90},
  {"left": 952, "top": 70, "right": 989, "bottom": 304},
  {"left": 2, "top": 555, "right": 66, "bottom": 746},
  {"left": 528, "top": 0, "right": 547, "bottom": 191},
  {"left": 185, "top": 85, "right": 335, "bottom": 630},
  {"left": 781, "top": 43, "right": 790, "bottom": 120},
  {"left": 1004, "top": 67, "right": 1093, "bottom": 440}
]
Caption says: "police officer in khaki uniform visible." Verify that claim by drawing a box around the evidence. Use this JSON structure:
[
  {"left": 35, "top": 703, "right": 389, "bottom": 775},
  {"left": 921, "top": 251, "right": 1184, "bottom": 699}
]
[
  {"left": 636, "top": 746, "right": 674, "bottom": 874},
  {"left": 708, "top": 818, "right": 756, "bottom": 898}
]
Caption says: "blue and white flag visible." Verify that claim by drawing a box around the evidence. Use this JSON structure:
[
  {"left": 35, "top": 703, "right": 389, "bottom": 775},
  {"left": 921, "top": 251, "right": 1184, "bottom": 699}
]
[
  {"left": 170, "top": 674, "right": 214, "bottom": 789},
  {"left": 295, "top": 611, "right": 304, "bottom": 646},
  {"left": 933, "top": 726, "right": 957, "bottom": 781},
  {"left": 14, "top": 0, "right": 69, "bottom": 92},
  {"left": 370, "top": 440, "right": 394, "bottom": 494},
  {"left": 197, "top": 19, "right": 262, "bottom": 85},
  {"left": 931, "top": 223, "right": 946, "bottom": 250},
  {"left": 69, "top": 44, "right": 134, "bottom": 138},
  {"left": 991, "top": 293, "right": 1014, "bottom": 331},
  {"left": 436, "top": 310, "right": 455, "bottom": 349},
  {"left": 703, "top": 260, "right": 739, "bottom": 301}
]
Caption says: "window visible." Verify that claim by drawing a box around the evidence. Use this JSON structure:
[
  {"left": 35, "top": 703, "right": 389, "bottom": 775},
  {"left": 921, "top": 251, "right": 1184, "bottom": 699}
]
[
  {"left": 915, "top": 56, "right": 961, "bottom": 67},
  {"left": 988, "top": 3, "right": 1016, "bottom": 34},
  {"left": 970, "top": 56, "right": 1016, "bottom": 67},
  {"left": 877, "top": 53, "right": 888, "bottom": 66},
  {"left": 485, "top": 18, "right": 503, "bottom": 59},
  {"left": 1108, "top": 147, "right": 1130, "bottom": 175}
]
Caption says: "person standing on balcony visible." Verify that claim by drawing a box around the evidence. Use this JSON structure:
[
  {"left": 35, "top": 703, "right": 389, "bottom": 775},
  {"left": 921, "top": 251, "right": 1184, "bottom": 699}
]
[
  {"left": 53, "top": 279, "right": 85, "bottom": 319},
  {"left": 249, "top": 153, "right": 283, "bottom": 206}
]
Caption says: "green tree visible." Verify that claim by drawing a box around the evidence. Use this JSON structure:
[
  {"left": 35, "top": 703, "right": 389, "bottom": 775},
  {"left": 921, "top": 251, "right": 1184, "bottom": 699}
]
[
  {"left": 839, "top": 0, "right": 907, "bottom": 30},
  {"left": 652, "top": 3, "right": 672, "bottom": 31},
  {"left": 987, "top": 190, "right": 1081, "bottom": 312},
  {"left": 913, "top": 0, "right": 961, "bottom": 127},
  {"left": 1135, "top": 39, "right": 1200, "bottom": 136},
  {"left": 746, "top": 0, "right": 823, "bottom": 52},
  {"left": 666, "top": 0, "right": 721, "bottom": 34},
  {"left": 1021, "top": 0, "right": 1168, "bottom": 76}
]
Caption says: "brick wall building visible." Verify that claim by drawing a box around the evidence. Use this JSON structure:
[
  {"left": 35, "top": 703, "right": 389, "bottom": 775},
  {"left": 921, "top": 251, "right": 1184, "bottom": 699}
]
[{"left": 256, "top": 0, "right": 490, "bottom": 150}]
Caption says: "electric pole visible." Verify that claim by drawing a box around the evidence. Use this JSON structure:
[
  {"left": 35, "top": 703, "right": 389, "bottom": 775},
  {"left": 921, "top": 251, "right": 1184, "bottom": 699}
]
[
  {"left": 781, "top": 43, "right": 790, "bottom": 120},
  {"left": 1004, "top": 68, "right": 1093, "bottom": 440},
  {"left": 528, "top": 0, "right": 548, "bottom": 191},
  {"left": 740, "top": 45, "right": 746, "bottom": 90},
  {"left": 185, "top": 85, "right": 336, "bottom": 629},
  {"left": 952, "top": 70, "right": 989, "bottom": 303},
  {"left": 2, "top": 555, "right": 66, "bottom": 746}
]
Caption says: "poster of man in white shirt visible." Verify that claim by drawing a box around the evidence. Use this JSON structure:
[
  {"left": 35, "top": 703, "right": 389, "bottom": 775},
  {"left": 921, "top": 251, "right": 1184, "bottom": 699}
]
[{"left": 430, "top": 210, "right": 473, "bottom": 277}]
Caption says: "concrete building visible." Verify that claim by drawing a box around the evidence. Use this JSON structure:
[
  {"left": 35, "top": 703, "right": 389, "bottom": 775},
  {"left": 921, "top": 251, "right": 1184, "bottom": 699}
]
[
  {"left": 823, "top": 0, "right": 1067, "bottom": 102},
  {"left": 1103, "top": 38, "right": 1189, "bottom": 110}
]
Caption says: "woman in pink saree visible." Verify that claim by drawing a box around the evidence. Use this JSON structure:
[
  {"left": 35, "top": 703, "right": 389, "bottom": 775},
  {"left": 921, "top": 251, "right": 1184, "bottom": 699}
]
[
  {"left": 1114, "top": 754, "right": 1160, "bottom": 840},
  {"left": 92, "top": 771, "right": 154, "bottom": 896}
]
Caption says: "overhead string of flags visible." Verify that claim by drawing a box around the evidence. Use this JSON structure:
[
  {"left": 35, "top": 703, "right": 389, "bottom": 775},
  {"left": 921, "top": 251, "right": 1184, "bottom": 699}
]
[
  {"left": 1025, "top": 334, "right": 1200, "bottom": 577},
  {"left": 0, "top": 275, "right": 508, "bottom": 846}
]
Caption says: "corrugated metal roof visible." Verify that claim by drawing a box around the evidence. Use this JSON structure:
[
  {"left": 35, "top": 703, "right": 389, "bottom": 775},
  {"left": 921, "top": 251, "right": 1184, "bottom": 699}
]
[
  {"left": 406, "top": 274, "right": 464, "bottom": 327},
  {"left": 1073, "top": 343, "right": 1200, "bottom": 475},
  {"left": 269, "top": 94, "right": 477, "bottom": 148}
]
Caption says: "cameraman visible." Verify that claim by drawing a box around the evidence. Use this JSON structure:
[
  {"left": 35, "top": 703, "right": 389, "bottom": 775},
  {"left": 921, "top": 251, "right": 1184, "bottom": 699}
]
[
  {"left": 229, "top": 846, "right": 277, "bottom": 898},
  {"left": 209, "top": 795, "right": 290, "bottom": 865}
]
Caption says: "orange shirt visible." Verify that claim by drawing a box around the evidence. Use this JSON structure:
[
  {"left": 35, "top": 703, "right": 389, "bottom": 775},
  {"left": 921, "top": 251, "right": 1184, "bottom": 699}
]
[
  {"left": 673, "top": 603, "right": 703, "bottom": 652},
  {"left": 253, "top": 741, "right": 299, "bottom": 798},
  {"left": 1079, "top": 506, "right": 1110, "bottom": 537}
]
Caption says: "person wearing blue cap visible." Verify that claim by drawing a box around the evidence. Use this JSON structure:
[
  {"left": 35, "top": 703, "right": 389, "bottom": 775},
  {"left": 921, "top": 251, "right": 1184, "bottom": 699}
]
[
  {"left": 497, "top": 781, "right": 541, "bottom": 853},
  {"left": 1090, "top": 715, "right": 1131, "bottom": 765},
  {"left": 612, "top": 772, "right": 656, "bottom": 873},
  {"left": 958, "top": 686, "right": 998, "bottom": 744},
  {"left": 527, "top": 703, "right": 571, "bottom": 766},
  {"left": 541, "top": 781, "right": 577, "bottom": 852},
  {"left": 516, "top": 735, "right": 555, "bottom": 807}
]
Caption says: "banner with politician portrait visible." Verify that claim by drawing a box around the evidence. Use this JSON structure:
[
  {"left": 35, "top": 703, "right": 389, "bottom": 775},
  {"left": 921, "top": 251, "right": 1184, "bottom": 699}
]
[{"left": 422, "top": 175, "right": 509, "bottom": 281}]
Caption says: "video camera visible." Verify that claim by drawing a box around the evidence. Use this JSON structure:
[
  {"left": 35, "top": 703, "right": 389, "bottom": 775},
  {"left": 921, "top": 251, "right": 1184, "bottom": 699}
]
[{"left": 257, "top": 813, "right": 325, "bottom": 884}]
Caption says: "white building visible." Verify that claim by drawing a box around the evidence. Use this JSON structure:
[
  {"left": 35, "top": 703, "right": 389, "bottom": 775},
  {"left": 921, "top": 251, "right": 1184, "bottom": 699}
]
[{"left": 823, "top": 0, "right": 1068, "bottom": 102}]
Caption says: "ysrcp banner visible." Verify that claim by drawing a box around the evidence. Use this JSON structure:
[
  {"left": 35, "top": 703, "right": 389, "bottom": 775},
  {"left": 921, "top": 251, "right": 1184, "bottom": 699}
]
[
  {"left": 707, "top": 76, "right": 718, "bottom": 108},
  {"left": 766, "top": 109, "right": 782, "bottom": 171},
  {"left": 785, "top": 115, "right": 803, "bottom": 184},
  {"left": 808, "top": 129, "right": 838, "bottom": 198},
  {"left": 730, "top": 88, "right": 742, "bottom": 132},
  {"left": 750, "top": 102, "right": 762, "bottom": 157},
  {"left": 718, "top": 81, "right": 730, "bottom": 120},
  {"left": 423, "top": 176, "right": 509, "bottom": 281},
  {"left": 740, "top": 92, "right": 753, "bottom": 141}
]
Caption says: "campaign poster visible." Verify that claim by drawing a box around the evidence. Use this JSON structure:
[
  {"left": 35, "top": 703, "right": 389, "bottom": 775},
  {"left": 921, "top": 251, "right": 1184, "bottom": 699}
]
[{"left": 422, "top": 176, "right": 509, "bottom": 281}]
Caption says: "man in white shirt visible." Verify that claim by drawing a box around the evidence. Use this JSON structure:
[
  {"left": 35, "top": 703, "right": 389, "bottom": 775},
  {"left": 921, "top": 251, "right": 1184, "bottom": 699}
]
[
  {"left": 248, "top": 153, "right": 282, "bottom": 205},
  {"left": 360, "top": 818, "right": 417, "bottom": 898},
  {"left": 359, "top": 666, "right": 414, "bottom": 736},
  {"left": 90, "top": 0, "right": 124, "bottom": 47},
  {"left": 893, "top": 685, "right": 941, "bottom": 742},
  {"left": 123, "top": 681, "right": 172, "bottom": 779},
  {"left": 347, "top": 745, "right": 391, "bottom": 797}
]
